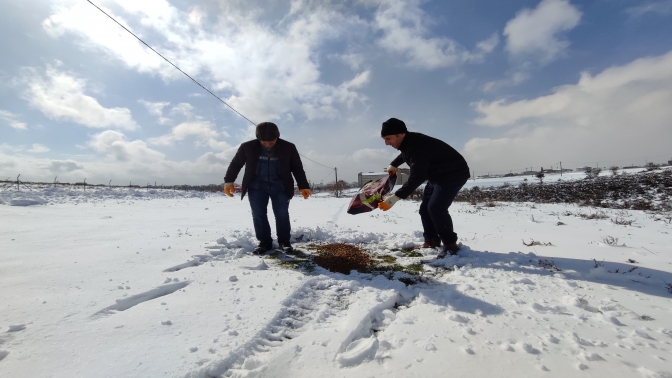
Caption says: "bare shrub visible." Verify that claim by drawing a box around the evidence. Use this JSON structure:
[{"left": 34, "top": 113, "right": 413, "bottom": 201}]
[
  {"left": 453, "top": 169, "right": 672, "bottom": 211},
  {"left": 601, "top": 235, "right": 619, "bottom": 245},
  {"left": 585, "top": 167, "right": 602, "bottom": 179},
  {"left": 522, "top": 239, "right": 553, "bottom": 246},
  {"left": 630, "top": 199, "right": 652, "bottom": 210},
  {"left": 537, "top": 259, "right": 561, "bottom": 271},
  {"left": 592, "top": 259, "right": 604, "bottom": 268},
  {"left": 646, "top": 162, "right": 660, "bottom": 171},
  {"left": 612, "top": 217, "right": 633, "bottom": 226},
  {"left": 610, "top": 166, "right": 619, "bottom": 176},
  {"left": 579, "top": 211, "right": 608, "bottom": 220}
]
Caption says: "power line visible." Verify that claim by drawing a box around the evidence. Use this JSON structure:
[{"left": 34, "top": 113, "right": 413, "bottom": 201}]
[
  {"left": 86, "top": 0, "right": 256, "bottom": 126},
  {"left": 298, "top": 153, "right": 333, "bottom": 169},
  {"left": 88, "top": 0, "right": 337, "bottom": 171},
  {"left": 318, "top": 170, "right": 335, "bottom": 182}
]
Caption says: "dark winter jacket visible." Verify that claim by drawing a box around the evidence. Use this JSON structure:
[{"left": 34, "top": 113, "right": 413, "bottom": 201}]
[
  {"left": 390, "top": 132, "right": 470, "bottom": 199},
  {"left": 224, "top": 138, "right": 310, "bottom": 199}
]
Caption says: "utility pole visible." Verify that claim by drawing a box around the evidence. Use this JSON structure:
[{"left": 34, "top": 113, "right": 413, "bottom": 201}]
[
  {"left": 334, "top": 167, "right": 339, "bottom": 198},
  {"left": 560, "top": 161, "right": 563, "bottom": 176}
]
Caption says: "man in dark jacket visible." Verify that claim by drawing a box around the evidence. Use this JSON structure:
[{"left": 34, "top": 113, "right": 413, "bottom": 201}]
[
  {"left": 224, "top": 122, "right": 311, "bottom": 254},
  {"left": 377, "top": 118, "right": 470, "bottom": 258}
]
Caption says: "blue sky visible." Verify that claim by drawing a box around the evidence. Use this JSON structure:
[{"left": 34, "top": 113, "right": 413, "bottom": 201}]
[{"left": 1, "top": 0, "right": 671, "bottom": 185}]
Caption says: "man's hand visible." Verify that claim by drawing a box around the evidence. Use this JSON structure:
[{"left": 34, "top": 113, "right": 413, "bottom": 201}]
[
  {"left": 385, "top": 165, "right": 398, "bottom": 175},
  {"left": 300, "top": 189, "right": 311, "bottom": 199},
  {"left": 223, "top": 183, "right": 235, "bottom": 197},
  {"left": 377, "top": 195, "right": 400, "bottom": 211}
]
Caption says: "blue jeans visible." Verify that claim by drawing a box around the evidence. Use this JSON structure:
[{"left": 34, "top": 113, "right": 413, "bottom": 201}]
[
  {"left": 247, "top": 187, "right": 291, "bottom": 244},
  {"left": 418, "top": 180, "right": 467, "bottom": 245}
]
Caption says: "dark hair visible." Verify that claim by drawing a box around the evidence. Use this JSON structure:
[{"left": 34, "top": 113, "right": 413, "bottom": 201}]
[{"left": 256, "top": 122, "right": 280, "bottom": 141}]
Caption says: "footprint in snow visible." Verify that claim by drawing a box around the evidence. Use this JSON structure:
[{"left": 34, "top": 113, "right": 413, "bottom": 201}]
[
  {"left": 7, "top": 325, "right": 26, "bottom": 332},
  {"left": 511, "top": 278, "right": 535, "bottom": 285},
  {"left": 448, "top": 314, "right": 470, "bottom": 323},
  {"left": 193, "top": 277, "right": 351, "bottom": 377},
  {"left": 520, "top": 343, "right": 541, "bottom": 354},
  {"left": 500, "top": 343, "right": 515, "bottom": 352}
]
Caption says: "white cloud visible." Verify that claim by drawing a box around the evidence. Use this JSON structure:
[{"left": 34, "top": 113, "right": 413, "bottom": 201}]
[
  {"left": 0, "top": 159, "right": 17, "bottom": 170},
  {"left": 465, "top": 50, "right": 672, "bottom": 172},
  {"left": 139, "top": 100, "right": 170, "bottom": 117},
  {"left": 88, "top": 130, "right": 164, "bottom": 162},
  {"left": 333, "top": 53, "right": 366, "bottom": 71},
  {"left": 43, "top": 1, "right": 168, "bottom": 77},
  {"left": 21, "top": 64, "right": 138, "bottom": 130},
  {"left": 370, "top": 0, "right": 498, "bottom": 69},
  {"left": 504, "top": 0, "right": 581, "bottom": 64},
  {"left": 49, "top": 160, "right": 83, "bottom": 173},
  {"left": 483, "top": 71, "right": 530, "bottom": 93},
  {"left": 148, "top": 120, "right": 222, "bottom": 148},
  {"left": 27, "top": 144, "right": 51, "bottom": 153},
  {"left": 476, "top": 33, "right": 500, "bottom": 54},
  {"left": 626, "top": 1, "right": 672, "bottom": 17},
  {"left": 44, "top": 0, "right": 371, "bottom": 122},
  {"left": 0, "top": 110, "right": 28, "bottom": 130},
  {"left": 0, "top": 139, "right": 235, "bottom": 185},
  {"left": 170, "top": 103, "right": 194, "bottom": 117},
  {"left": 0, "top": 144, "right": 24, "bottom": 154}
]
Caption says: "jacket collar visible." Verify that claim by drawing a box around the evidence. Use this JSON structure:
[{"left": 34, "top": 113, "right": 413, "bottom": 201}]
[{"left": 397, "top": 132, "right": 414, "bottom": 152}]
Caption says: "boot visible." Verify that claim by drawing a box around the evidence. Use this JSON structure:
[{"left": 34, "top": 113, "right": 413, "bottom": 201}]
[
  {"left": 253, "top": 241, "right": 273, "bottom": 255},
  {"left": 414, "top": 237, "right": 441, "bottom": 250},
  {"left": 436, "top": 242, "right": 460, "bottom": 259},
  {"left": 278, "top": 241, "right": 294, "bottom": 254}
]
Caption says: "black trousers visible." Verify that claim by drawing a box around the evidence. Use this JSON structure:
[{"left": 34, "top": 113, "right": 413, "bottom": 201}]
[{"left": 418, "top": 180, "right": 467, "bottom": 245}]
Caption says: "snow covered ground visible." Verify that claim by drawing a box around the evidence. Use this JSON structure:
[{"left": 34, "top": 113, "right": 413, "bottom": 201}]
[{"left": 1, "top": 186, "right": 671, "bottom": 378}]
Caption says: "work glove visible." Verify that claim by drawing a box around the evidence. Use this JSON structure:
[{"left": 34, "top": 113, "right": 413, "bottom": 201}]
[
  {"left": 377, "top": 194, "right": 400, "bottom": 211},
  {"left": 300, "top": 189, "right": 311, "bottom": 199},
  {"left": 385, "top": 165, "right": 398, "bottom": 175},
  {"left": 223, "top": 183, "right": 234, "bottom": 197}
]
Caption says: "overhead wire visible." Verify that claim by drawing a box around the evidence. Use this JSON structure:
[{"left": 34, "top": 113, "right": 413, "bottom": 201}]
[
  {"left": 86, "top": 0, "right": 257, "bottom": 126},
  {"left": 88, "top": 0, "right": 335, "bottom": 171}
]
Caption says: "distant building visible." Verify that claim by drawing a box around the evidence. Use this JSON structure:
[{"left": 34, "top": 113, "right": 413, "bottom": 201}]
[{"left": 358, "top": 168, "right": 410, "bottom": 187}]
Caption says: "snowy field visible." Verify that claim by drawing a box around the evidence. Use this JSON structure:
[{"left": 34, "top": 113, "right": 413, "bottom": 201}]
[{"left": 1, "top": 186, "right": 672, "bottom": 378}]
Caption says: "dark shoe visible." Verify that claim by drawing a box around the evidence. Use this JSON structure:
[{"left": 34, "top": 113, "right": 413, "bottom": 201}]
[
  {"left": 436, "top": 242, "right": 460, "bottom": 259},
  {"left": 253, "top": 241, "right": 273, "bottom": 255},
  {"left": 414, "top": 237, "right": 441, "bottom": 250},
  {"left": 278, "top": 241, "right": 294, "bottom": 254}
]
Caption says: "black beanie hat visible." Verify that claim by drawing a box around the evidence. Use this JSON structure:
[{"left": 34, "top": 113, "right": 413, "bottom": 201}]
[
  {"left": 256, "top": 122, "right": 280, "bottom": 141},
  {"left": 381, "top": 118, "right": 408, "bottom": 136}
]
